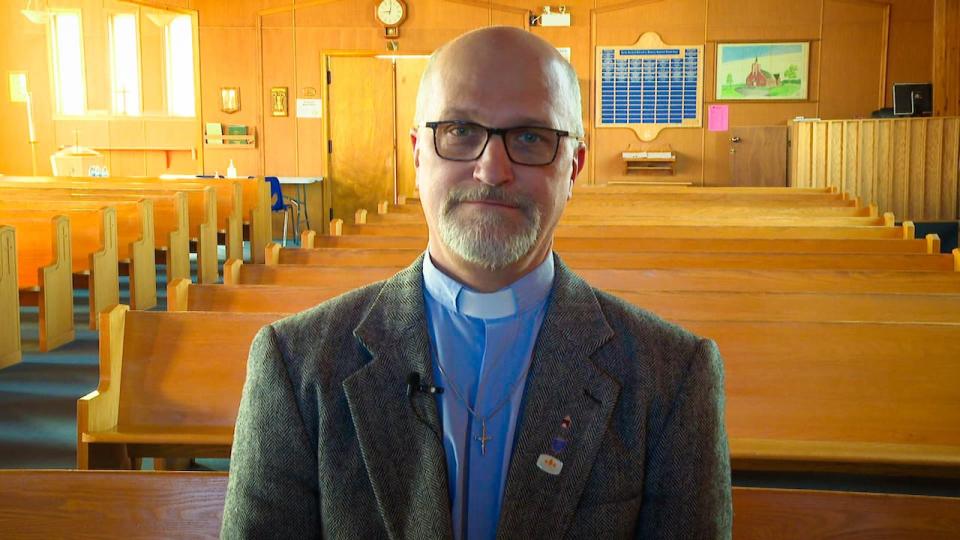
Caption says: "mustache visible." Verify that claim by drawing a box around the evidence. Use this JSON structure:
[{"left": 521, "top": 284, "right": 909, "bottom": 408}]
[{"left": 443, "top": 185, "right": 532, "bottom": 209}]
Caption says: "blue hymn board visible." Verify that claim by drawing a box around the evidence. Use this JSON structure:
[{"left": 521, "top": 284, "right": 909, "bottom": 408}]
[{"left": 596, "top": 34, "right": 703, "bottom": 141}]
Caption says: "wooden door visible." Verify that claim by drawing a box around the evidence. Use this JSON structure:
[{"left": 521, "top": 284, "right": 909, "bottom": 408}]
[
  {"left": 729, "top": 126, "right": 788, "bottom": 187},
  {"left": 327, "top": 56, "right": 395, "bottom": 221}
]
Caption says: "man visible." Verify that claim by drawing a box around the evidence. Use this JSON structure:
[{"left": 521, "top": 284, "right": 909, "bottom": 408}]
[{"left": 222, "top": 27, "right": 731, "bottom": 539}]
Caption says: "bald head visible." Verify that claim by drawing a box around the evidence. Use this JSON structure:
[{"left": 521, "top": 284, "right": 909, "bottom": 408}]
[{"left": 413, "top": 27, "right": 583, "bottom": 138}]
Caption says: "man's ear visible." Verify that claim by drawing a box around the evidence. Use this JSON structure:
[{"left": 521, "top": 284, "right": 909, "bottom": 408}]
[
  {"left": 567, "top": 142, "right": 586, "bottom": 200},
  {"left": 410, "top": 128, "right": 420, "bottom": 169}
]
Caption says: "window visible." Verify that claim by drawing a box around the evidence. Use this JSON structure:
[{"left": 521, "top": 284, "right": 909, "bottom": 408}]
[
  {"left": 50, "top": 12, "right": 85, "bottom": 115},
  {"left": 109, "top": 13, "right": 141, "bottom": 115},
  {"left": 165, "top": 15, "right": 195, "bottom": 117}
]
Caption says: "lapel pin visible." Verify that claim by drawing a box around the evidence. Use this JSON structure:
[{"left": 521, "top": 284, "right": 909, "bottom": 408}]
[
  {"left": 550, "top": 437, "right": 568, "bottom": 454},
  {"left": 560, "top": 415, "right": 572, "bottom": 430},
  {"left": 537, "top": 453, "right": 563, "bottom": 476}
]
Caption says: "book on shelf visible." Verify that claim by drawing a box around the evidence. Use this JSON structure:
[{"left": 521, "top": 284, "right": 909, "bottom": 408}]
[
  {"left": 205, "top": 122, "right": 223, "bottom": 144},
  {"left": 226, "top": 124, "right": 248, "bottom": 145}
]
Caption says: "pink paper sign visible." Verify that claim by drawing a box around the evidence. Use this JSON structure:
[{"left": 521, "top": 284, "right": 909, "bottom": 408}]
[{"left": 708, "top": 105, "right": 729, "bottom": 132}]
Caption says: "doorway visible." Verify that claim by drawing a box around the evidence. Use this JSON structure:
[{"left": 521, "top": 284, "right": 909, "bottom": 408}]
[{"left": 324, "top": 54, "right": 428, "bottom": 222}]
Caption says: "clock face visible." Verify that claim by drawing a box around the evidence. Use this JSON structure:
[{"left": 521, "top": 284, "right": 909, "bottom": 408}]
[{"left": 376, "top": 0, "right": 405, "bottom": 26}]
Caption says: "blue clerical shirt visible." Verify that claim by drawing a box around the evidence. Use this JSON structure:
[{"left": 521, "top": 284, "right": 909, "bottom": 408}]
[{"left": 422, "top": 250, "right": 554, "bottom": 540}]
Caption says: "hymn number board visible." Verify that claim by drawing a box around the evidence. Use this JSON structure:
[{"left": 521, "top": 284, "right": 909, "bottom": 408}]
[{"left": 596, "top": 33, "right": 703, "bottom": 141}]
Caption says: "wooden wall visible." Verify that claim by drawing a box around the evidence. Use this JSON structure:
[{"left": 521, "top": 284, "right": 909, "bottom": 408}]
[
  {"left": 934, "top": 0, "right": 960, "bottom": 116},
  {"left": 791, "top": 117, "right": 960, "bottom": 221},
  {"left": 0, "top": 1, "right": 202, "bottom": 178},
  {"left": 0, "top": 0, "right": 942, "bottom": 188}
]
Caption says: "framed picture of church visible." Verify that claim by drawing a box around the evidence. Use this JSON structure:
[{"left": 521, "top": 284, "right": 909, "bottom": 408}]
[{"left": 715, "top": 42, "right": 809, "bottom": 101}]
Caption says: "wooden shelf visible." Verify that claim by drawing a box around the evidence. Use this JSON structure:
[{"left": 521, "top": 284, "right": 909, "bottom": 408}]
[
  {"left": 622, "top": 151, "right": 676, "bottom": 175},
  {"left": 204, "top": 128, "right": 256, "bottom": 149}
]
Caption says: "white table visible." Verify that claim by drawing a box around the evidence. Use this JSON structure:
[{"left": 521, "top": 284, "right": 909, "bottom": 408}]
[{"left": 277, "top": 177, "right": 323, "bottom": 232}]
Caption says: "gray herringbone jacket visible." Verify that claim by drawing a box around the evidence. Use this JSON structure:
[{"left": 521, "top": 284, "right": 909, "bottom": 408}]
[{"left": 221, "top": 255, "right": 732, "bottom": 539}]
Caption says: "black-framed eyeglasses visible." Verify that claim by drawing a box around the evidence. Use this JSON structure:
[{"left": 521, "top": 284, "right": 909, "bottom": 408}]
[{"left": 425, "top": 120, "right": 572, "bottom": 166}]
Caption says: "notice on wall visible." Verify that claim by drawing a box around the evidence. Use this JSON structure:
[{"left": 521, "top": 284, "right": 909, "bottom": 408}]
[
  {"left": 296, "top": 98, "right": 322, "bottom": 118},
  {"left": 708, "top": 104, "right": 729, "bottom": 132}
]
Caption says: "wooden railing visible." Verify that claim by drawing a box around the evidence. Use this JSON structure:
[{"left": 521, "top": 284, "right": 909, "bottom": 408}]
[{"left": 790, "top": 117, "right": 960, "bottom": 220}]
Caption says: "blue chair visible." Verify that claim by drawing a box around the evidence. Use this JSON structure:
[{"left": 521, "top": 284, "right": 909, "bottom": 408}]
[{"left": 266, "top": 177, "right": 301, "bottom": 246}]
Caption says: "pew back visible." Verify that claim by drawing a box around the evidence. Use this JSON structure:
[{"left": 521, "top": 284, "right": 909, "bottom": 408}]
[
  {"left": 269, "top": 247, "right": 958, "bottom": 272},
  {"left": 169, "top": 281, "right": 960, "bottom": 324},
  {"left": 1, "top": 471, "right": 959, "bottom": 539}
]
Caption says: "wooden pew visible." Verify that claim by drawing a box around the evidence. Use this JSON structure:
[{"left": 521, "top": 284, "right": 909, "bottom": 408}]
[
  {"left": 0, "top": 226, "right": 20, "bottom": 368},
  {"left": 263, "top": 246, "right": 959, "bottom": 272},
  {"left": 333, "top": 221, "right": 917, "bottom": 240},
  {"left": 78, "top": 303, "right": 960, "bottom": 477},
  {"left": 1, "top": 470, "right": 959, "bottom": 539},
  {"left": 76, "top": 306, "right": 285, "bottom": 469},
  {"left": 355, "top": 207, "right": 890, "bottom": 227},
  {"left": 692, "top": 319, "right": 960, "bottom": 476},
  {"left": 0, "top": 187, "right": 192, "bottom": 284},
  {"left": 0, "top": 198, "right": 156, "bottom": 310},
  {"left": 0, "top": 178, "right": 224, "bottom": 284},
  {"left": 297, "top": 233, "right": 939, "bottom": 255},
  {"left": 225, "top": 262, "right": 960, "bottom": 295},
  {"left": 0, "top": 470, "right": 227, "bottom": 539},
  {"left": 2, "top": 207, "right": 119, "bottom": 330},
  {"left": 374, "top": 203, "right": 877, "bottom": 219},
  {"left": 1, "top": 215, "right": 73, "bottom": 351},
  {"left": 168, "top": 281, "right": 960, "bottom": 325}
]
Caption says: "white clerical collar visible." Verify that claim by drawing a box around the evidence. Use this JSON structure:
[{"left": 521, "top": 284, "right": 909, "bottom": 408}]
[{"left": 422, "top": 248, "right": 555, "bottom": 320}]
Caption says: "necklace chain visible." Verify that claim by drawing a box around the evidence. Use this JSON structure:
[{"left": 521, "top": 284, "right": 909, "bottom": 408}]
[{"left": 434, "top": 322, "right": 530, "bottom": 456}]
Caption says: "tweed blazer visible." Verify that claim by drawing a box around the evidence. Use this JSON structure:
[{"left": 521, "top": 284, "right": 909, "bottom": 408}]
[{"left": 221, "top": 254, "right": 732, "bottom": 539}]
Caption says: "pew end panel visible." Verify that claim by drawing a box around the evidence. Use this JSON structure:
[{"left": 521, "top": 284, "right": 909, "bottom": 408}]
[
  {"left": 166, "top": 278, "right": 191, "bottom": 312},
  {"left": 223, "top": 258, "right": 242, "bottom": 285},
  {"left": 355, "top": 208, "right": 368, "bottom": 225},
  {"left": 196, "top": 186, "right": 219, "bottom": 284},
  {"left": 0, "top": 226, "right": 21, "bottom": 369},
  {"left": 330, "top": 218, "right": 343, "bottom": 236},
  {"left": 164, "top": 191, "right": 192, "bottom": 283},
  {"left": 77, "top": 304, "right": 130, "bottom": 469},
  {"left": 265, "top": 242, "right": 281, "bottom": 266},
  {"left": 300, "top": 229, "right": 316, "bottom": 248},
  {"left": 248, "top": 177, "right": 272, "bottom": 264},
  {"left": 925, "top": 234, "right": 941, "bottom": 254},
  {"left": 38, "top": 216, "right": 75, "bottom": 352},
  {"left": 902, "top": 220, "right": 916, "bottom": 239},
  {"left": 87, "top": 206, "right": 120, "bottom": 330},
  {"left": 127, "top": 199, "right": 158, "bottom": 311},
  {"left": 225, "top": 181, "right": 244, "bottom": 262}
]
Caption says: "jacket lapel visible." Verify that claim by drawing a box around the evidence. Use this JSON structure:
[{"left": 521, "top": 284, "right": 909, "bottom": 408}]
[
  {"left": 343, "top": 256, "right": 454, "bottom": 540},
  {"left": 497, "top": 256, "right": 620, "bottom": 539}
]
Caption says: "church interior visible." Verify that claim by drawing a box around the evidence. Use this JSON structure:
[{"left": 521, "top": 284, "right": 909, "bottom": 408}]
[{"left": 0, "top": 0, "right": 959, "bottom": 536}]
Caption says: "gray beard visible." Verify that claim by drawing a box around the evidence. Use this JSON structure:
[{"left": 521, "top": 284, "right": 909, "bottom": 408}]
[{"left": 437, "top": 185, "right": 542, "bottom": 271}]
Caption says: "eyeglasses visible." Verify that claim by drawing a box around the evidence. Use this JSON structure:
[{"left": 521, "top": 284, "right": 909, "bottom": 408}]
[{"left": 425, "top": 120, "right": 572, "bottom": 166}]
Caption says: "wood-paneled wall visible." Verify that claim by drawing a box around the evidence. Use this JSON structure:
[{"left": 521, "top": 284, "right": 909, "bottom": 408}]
[
  {"left": 791, "top": 117, "right": 960, "bottom": 221},
  {"left": 934, "top": 0, "right": 960, "bottom": 116},
  {"left": 0, "top": 0, "right": 942, "bottom": 187}
]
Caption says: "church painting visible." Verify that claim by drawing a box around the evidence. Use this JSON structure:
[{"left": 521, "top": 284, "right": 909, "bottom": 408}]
[{"left": 716, "top": 42, "right": 810, "bottom": 101}]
